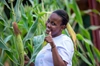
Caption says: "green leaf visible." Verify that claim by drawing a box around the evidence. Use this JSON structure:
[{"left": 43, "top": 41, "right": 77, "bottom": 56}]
[
  {"left": 4, "top": 35, "right": 12, "bottom": 43},
  {"left": 23, "top": 18, "right": 38, "bottom": 44},
  {"left": 80, "top": 27, "right": 91, "bottom": 39},
  {"left": 76, "top": 34, "right": 84, "bottom": 40},
  {"left": 78, "top": 52, "right": 92, "bottom": 65},
  {"left": 0, "top": 62, "right": 3, "bottom": 66},
  {"left": 87, "top": 25, "right": 100, "bottom": 30},
  {"left": 84, "top": 39, "right": 93, "bottom": 45},
  {"left": 5, "top": 50, "right": 19, "bottom": 65},
  {"left": 92, "top": 9, "right": 100, "bottom": 15},
  {"left": 63, "top": 29, "right": 70, "bottom": 37},
  {"left": 38, "top": 12, "right": 46, "bottom": 17},
  {"left": 27, "top": 43, "right": 33, "bottom": 53},
  {"left": 85, "top": 44, "right": 95, "bottom": 65},
  {"left": 0, "top": 16, "right": 8, "bottom": 26},
  {"left": 71, "top": 0, "right": 83, "bottom": 26},
  {"left": 14, "top": 0, "right": 22, "bottom": 22},
  {"left": 64, "top": 0, "right": 71, "bottom": 16},
  {"left": 20, "top": 4, "right": 29, "bottom": 31},
  {"left": 82, "top": 9, "right": 100, "bottom": 15},
  {"left": 77, "top": 41, "right": 86, "bottom": 54},
  {"left": 76, "top": 34, "right": 93, "bottom": 45},
  {"left": 0, "top": 0, "right": 10, "bottom": 9},
  {"left": 92, "top": 46, "right": 100, "bottom": 62},
  {"left": 30, "top": 33, "right": 45, "bottom": 62},
  {"left": 0, "top": 38, "right": 8, "bottom": 50},
  {"left": 26, "top": 34, "right": 45, "bottom": 66},
  {"left": 29, "top": 0, "right": 34, "bottom": 6}
]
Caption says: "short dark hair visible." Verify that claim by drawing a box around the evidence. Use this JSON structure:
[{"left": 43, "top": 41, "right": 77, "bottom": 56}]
[{"left": 53, "top": 10, "right": 69, "bottom": 25}]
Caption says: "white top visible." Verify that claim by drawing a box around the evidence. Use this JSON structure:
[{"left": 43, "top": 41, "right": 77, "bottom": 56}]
[{"left": 35, "top": 34, "right": 74, "bottom": 66}]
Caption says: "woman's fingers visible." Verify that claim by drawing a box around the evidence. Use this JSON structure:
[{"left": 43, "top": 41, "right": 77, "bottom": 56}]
[
  {"left": 24, "top": 60, "right": 29, "bottom": 65},
  {"left": 24, "top": 55, "right": 29, "bottom": 60},
  {"left": 49, "top": 31, "right": 51, "bottom": 35},
  {"left": 24, "top": 55, "right": 30, "bottom": 65}
]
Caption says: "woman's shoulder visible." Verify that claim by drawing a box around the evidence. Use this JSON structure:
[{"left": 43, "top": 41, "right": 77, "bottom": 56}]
[
  {"left": 55, "top": 34, "right": 74, "bottom": 52},
  {"left": 60, "top": 34, "right": 72, "bottom": 41},
  {"left": 61, "top": 34, "right": 74, "bottom": 50},
  {"left": 53, "top": 34, "right": 73, "bottom": 46}
]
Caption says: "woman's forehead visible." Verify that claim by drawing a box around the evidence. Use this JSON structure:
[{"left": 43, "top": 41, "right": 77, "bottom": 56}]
[{"left": 49, "top": 13, "right": 62, "bottom": 21}]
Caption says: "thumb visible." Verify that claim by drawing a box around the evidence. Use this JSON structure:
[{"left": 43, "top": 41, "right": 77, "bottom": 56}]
[{"left": 49, "top": 31, "right": 51, "bottom": 35}]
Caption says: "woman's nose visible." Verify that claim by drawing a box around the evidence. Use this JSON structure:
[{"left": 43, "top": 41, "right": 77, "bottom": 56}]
[{"left": 46, "top": 22, "right": 51, "bottom": 28}]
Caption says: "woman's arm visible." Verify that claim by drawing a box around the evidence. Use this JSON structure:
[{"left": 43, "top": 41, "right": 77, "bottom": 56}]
[
  {"left": 45, "top": 32, "right": 67, "bottom": 66},
  {"left": 50, "top": 42, "right": 67, "bottom": 66}
]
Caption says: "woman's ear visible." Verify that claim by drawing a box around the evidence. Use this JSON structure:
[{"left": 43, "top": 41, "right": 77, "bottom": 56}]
[{"left": 61, "top": 25, "right": 66, "bottom": 30}]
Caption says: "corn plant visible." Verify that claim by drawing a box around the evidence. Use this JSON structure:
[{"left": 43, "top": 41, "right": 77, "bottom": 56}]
[{"left": 0, "top": 0, "right": 100, "bottom": 66}]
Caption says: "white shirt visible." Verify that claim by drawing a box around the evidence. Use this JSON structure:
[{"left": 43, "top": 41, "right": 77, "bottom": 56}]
[{"left": 35, "top": 34, "right": 74, "bottom": 66}]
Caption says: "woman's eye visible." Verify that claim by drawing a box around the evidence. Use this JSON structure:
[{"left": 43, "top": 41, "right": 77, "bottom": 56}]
[
  {"left": 51, "top": 22, "right": 56, "bottom": 25},
  {"left": 46, "top": 19, "right": 56, "bottom": 26}
]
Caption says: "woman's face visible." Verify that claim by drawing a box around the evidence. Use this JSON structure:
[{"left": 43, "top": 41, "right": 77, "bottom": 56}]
[{"left": 46, "top": 13, "right": 64, "bottom": 37}]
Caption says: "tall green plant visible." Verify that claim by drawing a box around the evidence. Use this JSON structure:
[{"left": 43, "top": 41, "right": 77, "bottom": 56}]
[{"left": 0, "top": 0, "right": 100, "bottom": 66}]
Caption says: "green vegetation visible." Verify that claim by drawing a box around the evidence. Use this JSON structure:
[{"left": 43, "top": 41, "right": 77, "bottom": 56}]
[{"left": 0, "top": 0, "right": 100, "bottom": 66}]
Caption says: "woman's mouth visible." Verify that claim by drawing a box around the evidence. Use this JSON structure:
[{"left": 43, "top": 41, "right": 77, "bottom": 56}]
[{"left": 46, "top": 28, "right": 51, "bottom": 34}]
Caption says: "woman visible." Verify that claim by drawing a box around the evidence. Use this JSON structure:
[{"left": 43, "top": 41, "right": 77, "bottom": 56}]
[{"left": 25, "top": 10, "right": 74, "bottom": 66}]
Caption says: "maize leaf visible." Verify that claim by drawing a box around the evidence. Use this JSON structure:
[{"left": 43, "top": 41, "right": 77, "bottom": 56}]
[{"left": 66, "top": 23, "right": 77, "bottom": 48}]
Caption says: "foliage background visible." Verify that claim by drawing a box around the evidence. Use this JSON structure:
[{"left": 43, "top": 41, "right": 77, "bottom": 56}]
[{"left": 0, "top": 0, "right": 100, "bottom": 66}]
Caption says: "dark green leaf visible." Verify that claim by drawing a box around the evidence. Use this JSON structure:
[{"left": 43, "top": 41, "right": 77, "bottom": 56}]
[
  {"left": 80, "top": 27, "right": 91, "bottom": 39},
  {"left": 64, "top": 0, "right": 71, "bottom": 16},
  {"left": 29, "top": 0, "right": 34, "bottom": 6},
  {"left": 0, "top": 62, "right": 3, "bottom": 66},
  {"left": 92, "top": 46, "right": 100, "bottom": 62},
  {"left": 78, "top": 52, "right": 92, "bottom": 65},
  {"left": 0, "top": 16, "right": 8, "bottom": 26},
  {"left": 5, "top": 50, "right": 19, "bottom": 65},
  {"left": 23, "top": 18, "right": 38, "bottom": 44},
  {"left": 0, "top": 38, "right": 8, "bottom": 50},
  {"left": 85, "top": 44, "right": 95, "bottom": 65}
]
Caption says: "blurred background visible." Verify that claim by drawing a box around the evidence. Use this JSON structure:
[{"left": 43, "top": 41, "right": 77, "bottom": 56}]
[{"left": 0, "top": 0, "right": 100, "bottom": 66}]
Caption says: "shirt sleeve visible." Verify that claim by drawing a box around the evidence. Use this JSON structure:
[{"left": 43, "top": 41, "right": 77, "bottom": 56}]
[{"left": 56, "top": 40, "right": 74, "bottom": 64}]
